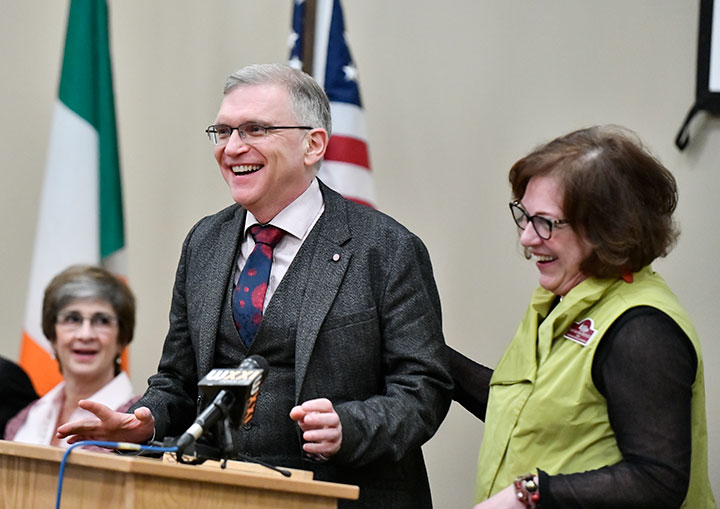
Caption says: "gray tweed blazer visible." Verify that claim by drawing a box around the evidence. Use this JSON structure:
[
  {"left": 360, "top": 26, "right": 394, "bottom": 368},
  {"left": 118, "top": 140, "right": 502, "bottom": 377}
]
[{"left": 134, "top": 181, "right": 452, "bottom": 508}]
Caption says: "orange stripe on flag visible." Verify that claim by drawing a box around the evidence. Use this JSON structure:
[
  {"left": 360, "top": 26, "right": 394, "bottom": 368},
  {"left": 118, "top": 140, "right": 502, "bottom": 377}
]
[
  {"left": 120, "top": 348, "right": 129, "bottom": 376},
  {"left": 19, "top": 332, "right": 62, "bottom": 396},
  {"left": 19, "top": 331, "right": 130, "bottom": 396}
]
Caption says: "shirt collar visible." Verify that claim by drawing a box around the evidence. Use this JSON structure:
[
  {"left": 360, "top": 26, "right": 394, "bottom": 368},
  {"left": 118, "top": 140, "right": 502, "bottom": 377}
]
[{"left": 244, "top": 178, "right": 323, "bottom": 241}]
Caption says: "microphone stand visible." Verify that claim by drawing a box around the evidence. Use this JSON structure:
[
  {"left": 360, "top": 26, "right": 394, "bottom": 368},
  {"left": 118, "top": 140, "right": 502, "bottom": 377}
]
[
  {"left": 219, "top": 418, "right": 234, "bottom": 469},
  {"left": 160, "top": 417, "right": 291, "bottom": 477}
]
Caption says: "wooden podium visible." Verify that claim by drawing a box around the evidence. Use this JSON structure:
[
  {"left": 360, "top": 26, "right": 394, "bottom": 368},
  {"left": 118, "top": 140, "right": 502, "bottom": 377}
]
[{"left": 0, "top": 440, "right": 358, "bottom": 508}]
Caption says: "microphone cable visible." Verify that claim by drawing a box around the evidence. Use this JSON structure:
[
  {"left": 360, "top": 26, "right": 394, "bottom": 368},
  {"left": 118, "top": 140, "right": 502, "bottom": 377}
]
[{"left": 55, "top": 441, "right": 178, "bottom": 509}]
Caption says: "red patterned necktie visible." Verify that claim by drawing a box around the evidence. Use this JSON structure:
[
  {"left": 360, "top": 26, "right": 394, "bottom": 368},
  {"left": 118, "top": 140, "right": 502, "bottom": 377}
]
[{"left": 232, "top": 224, "right": 286, "bottom": 348}]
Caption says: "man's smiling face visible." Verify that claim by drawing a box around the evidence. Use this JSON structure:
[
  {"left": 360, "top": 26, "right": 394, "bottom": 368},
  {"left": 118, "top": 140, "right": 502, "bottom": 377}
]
[{"left": 213, "top": 84, "right": 314, "bottom": 223}]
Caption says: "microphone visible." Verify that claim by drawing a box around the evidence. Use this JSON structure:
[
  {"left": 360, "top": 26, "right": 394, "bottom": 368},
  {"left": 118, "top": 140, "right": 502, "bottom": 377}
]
[{"left": 175, "top": 355, "right": 269, "bottom": 454}]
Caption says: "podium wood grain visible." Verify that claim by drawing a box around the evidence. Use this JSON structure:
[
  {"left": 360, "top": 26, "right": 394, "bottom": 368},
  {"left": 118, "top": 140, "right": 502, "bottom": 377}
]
[{"left": 0, "top": 440, "right": 358, "bottom": 508}]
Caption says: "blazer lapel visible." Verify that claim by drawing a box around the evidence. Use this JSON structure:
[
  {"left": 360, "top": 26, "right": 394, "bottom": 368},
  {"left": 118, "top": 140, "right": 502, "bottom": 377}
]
[
  {"left": 196, "top": 206, "right": 246, "bottom": 376},
  {"left": 294, "top": 184, "right": 352, "bottom": 400}
]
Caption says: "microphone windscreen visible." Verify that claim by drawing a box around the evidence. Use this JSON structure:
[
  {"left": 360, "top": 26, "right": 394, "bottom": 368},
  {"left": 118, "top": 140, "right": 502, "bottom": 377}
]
[{"left": 240, "top": 355, "right": 269, "bottom": 372}]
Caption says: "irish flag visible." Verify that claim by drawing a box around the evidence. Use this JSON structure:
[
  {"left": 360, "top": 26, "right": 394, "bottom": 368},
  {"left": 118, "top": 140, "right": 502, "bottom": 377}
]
[{"left": 20, "top": 0, "right": 126, "bottom": 395}]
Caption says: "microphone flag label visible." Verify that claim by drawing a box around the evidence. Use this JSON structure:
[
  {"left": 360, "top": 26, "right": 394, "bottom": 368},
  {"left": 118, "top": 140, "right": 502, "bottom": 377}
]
[
  {"left": 243, "top": 368, "right": 264, "bottom": 425},
  {"left": 202, "top": 368, "right": 261, "bottom": 383},
  {"left": 198, "top": 368, "right": 264, "bottom": 424}
]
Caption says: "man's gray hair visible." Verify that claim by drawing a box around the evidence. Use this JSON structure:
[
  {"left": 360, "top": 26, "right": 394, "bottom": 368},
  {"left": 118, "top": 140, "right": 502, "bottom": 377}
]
[{"left": 224, "top": 63, "right": 332, "bottom": 136}]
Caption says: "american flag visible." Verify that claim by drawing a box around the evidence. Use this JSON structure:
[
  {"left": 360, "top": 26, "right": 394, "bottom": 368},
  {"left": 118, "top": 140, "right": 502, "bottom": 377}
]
[{"left": 289, "top": 0, "right": 375, "bottom": 208}]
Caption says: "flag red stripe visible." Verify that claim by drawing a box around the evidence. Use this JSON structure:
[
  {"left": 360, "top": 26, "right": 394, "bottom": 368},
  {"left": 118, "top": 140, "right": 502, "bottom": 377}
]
[
  {"left": 346, "top": 197, "right": 375, "bottom": 208},
  {"left": 325, "top": 135, "right": 370, "bottom": 170}
]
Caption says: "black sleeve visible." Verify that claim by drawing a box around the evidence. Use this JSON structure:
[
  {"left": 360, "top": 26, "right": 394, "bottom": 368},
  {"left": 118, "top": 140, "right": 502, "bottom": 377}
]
[
  {"left": 540, "top": 307, "right": 697, "bottom": 509},
  {"left": 0, "top": 357, "right": 38, "bottom": 436},
  {"left": 445, "top": 345, "right": 493, "bottom": 421}
]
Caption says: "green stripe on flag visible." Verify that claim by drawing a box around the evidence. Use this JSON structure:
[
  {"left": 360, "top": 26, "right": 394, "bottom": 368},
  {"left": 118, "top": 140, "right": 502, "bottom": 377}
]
[{"left": 58, "top": 0, "right": 124, "bottom": 260}]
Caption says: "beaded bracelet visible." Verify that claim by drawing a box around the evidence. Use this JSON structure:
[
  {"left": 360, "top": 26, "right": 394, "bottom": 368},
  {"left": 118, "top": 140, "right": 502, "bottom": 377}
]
[{"left": 513, "top": 474, "right": 540, "bottom": 508}]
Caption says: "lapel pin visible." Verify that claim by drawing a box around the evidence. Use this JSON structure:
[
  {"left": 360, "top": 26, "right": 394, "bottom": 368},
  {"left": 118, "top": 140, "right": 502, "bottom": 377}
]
[{"left": 332, "top": 253, "right": 341, "bottom": 262}]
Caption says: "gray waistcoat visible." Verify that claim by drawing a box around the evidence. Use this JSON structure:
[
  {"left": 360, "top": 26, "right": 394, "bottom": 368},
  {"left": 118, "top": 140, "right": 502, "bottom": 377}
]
[{"left": 211, "top": 230, "right": 318, "bottom": 468}]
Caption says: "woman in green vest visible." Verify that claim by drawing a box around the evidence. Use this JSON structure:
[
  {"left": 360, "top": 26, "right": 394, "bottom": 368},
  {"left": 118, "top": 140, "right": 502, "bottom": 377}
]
[{"left": 448, "top": 126, "right": 715, "bottom": 508}]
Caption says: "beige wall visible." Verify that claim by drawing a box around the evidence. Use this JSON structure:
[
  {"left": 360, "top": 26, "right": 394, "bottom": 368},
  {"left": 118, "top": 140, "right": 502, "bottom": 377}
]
[{"left": 1, "top": 1, "right": 718, "bottom": 505}]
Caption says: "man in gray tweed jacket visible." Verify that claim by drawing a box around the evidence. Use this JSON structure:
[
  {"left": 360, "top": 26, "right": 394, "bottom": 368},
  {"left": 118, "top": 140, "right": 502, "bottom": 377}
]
[{"left": 58, "top": 63, "right": 452, "bottom": 508}]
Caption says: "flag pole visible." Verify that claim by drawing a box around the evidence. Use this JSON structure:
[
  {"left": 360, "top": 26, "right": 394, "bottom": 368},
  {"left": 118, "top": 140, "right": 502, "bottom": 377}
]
[{"left": 301, "top": 0, "right": 316, "bottom": 75}]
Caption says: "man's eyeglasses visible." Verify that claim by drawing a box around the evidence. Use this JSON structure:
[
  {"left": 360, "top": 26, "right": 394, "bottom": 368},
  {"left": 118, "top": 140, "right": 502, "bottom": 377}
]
[
  {"left": 205, "top": 123, "right": 312, "bottom": 145},
  {"left": 509, "top": 201, "right": 569, "bottom": 240},
  {"left": 56, "top": 311, "right": 118, "bottom": 333}
]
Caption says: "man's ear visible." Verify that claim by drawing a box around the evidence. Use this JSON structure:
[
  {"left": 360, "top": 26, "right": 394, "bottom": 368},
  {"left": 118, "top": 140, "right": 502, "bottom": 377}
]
[{"left": 304, "top": 128, "right": 329, "bottom": 167}]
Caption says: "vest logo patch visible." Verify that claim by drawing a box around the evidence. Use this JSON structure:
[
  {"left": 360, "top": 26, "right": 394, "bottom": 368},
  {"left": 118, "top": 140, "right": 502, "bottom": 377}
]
[{"left": 564, "top": 318, "right": 597, "bottom": 346}]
